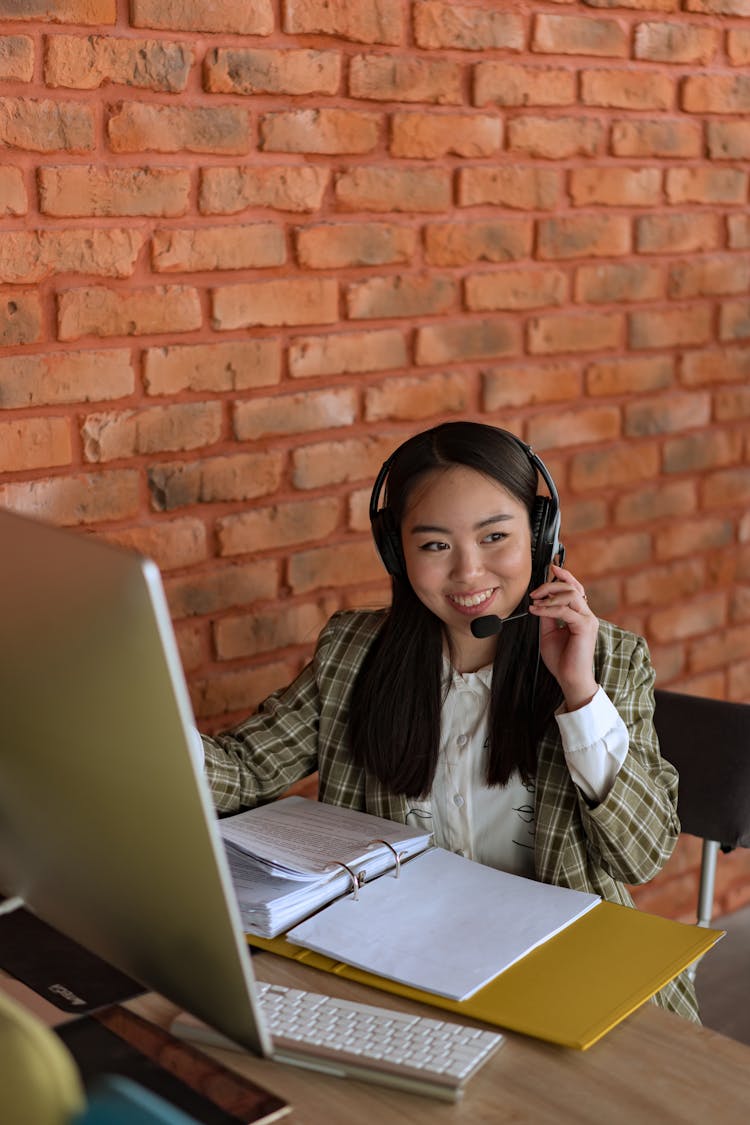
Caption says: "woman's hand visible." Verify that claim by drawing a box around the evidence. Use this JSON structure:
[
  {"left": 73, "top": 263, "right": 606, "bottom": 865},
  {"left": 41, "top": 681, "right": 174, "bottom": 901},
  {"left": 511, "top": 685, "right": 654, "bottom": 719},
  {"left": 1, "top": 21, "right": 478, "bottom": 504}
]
[{"left": 529, "top": 564, "right": 599, "bottom": 712}]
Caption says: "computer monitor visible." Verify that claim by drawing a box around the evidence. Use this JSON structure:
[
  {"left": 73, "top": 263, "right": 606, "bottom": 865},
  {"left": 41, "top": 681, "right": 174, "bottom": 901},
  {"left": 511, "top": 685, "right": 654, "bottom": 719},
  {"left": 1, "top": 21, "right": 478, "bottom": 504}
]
[{"left": 0, "top": 507, "right": 271, "bottom": 1057}]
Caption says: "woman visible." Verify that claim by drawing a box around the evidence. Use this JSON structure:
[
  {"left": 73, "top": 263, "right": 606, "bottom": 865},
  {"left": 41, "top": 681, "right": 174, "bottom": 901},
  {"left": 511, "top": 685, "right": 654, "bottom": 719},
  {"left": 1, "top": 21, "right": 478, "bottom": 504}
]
[{"left": 199, "top": 421, "right": 699, "bottom": 1021}]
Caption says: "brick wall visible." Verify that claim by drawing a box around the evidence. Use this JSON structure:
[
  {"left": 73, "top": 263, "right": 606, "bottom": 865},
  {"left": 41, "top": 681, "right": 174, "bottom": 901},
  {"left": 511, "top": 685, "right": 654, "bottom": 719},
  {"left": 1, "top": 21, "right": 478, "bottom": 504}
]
[{"left": 1, "top": 0, "right": 748, "bottom": 921}]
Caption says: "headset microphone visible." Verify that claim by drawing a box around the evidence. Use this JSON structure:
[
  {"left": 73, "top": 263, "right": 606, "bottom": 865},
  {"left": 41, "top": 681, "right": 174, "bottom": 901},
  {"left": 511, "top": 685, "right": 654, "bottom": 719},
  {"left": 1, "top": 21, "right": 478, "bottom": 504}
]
[{"left": 470, "top": 611, "right": 528, "bottom": 639}]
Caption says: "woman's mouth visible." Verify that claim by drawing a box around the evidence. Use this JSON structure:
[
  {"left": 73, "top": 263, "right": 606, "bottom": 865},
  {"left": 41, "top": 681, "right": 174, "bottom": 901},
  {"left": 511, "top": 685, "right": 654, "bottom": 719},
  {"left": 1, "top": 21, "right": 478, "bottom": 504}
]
[{"left": 447, "top": 588, "right": 496, "bottom": 614}]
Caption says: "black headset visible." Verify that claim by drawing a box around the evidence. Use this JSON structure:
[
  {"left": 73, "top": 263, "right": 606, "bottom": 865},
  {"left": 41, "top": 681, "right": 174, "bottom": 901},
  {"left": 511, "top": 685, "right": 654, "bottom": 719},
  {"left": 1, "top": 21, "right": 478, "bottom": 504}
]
[{"left": 369, "top": 427, "right": 564, "bottom": 581}]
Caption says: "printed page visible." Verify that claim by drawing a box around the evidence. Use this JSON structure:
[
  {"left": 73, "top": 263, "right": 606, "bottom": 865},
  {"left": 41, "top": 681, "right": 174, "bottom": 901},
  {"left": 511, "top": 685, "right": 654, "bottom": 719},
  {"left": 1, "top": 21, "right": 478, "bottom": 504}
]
[{"left": 287, "top": 847, "right": 600, "bottom": 1001}]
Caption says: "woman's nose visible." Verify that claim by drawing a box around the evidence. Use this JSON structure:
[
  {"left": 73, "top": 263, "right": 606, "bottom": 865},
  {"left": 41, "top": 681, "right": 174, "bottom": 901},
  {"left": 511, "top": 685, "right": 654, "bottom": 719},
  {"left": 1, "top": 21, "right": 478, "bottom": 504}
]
[{"left": 450, "top": 545, "right": 483, "bottom": 580}]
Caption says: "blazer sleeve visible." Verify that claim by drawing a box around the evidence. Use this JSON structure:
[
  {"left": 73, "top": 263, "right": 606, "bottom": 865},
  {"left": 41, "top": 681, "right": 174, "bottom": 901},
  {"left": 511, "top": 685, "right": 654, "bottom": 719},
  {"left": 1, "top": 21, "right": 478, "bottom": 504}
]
[{"left": 576, "top": 629, "right": 680, "bottom": 886}]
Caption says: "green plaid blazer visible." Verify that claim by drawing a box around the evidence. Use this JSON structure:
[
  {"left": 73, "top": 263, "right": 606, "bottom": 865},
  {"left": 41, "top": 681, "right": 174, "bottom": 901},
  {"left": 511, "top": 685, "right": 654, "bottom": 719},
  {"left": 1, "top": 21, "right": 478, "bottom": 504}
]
[{"left": 202, "top": 610, "right": 699, "bottom": 1022}]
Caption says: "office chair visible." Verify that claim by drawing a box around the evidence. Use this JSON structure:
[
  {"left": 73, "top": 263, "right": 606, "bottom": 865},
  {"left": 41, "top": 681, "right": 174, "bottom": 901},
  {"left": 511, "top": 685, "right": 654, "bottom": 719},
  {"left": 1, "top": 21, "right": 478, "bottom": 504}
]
[{"left": 653, "top": 689, "right": 750, "bottom": 936}]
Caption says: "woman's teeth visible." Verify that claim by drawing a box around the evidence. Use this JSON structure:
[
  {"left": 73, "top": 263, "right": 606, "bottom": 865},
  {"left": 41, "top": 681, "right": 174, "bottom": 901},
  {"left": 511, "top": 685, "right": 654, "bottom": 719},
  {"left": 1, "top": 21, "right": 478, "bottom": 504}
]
[{"left": 450, "top": 590, "right": 493, "bottom": 608}]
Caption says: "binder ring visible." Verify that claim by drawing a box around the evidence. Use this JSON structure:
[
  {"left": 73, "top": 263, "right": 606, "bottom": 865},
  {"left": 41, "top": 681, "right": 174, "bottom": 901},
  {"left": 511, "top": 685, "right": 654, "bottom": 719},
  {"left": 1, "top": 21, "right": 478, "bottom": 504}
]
[
  {"left": 333, "top": 861, "right": 364, "bottom": 900},
  {"left": 371, "top": 839, "right": 403, "bottom": 878}
]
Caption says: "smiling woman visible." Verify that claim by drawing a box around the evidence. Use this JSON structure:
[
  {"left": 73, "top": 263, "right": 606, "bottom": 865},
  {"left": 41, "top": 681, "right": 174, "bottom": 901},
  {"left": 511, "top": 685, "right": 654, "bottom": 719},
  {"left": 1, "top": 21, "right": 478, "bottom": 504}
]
[{"left": 199, "top": 421, "right": 700, "bottom": 1027}]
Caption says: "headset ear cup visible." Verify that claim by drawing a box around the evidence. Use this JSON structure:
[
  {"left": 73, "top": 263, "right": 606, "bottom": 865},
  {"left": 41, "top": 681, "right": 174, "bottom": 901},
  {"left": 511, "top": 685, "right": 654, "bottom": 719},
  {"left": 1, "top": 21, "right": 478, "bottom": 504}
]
[
  {"left": 371, "top": 508, "right": 404, "bottom": 578},
  {"left": 530, "top": 497, "right": 554, "bottom": 577}
]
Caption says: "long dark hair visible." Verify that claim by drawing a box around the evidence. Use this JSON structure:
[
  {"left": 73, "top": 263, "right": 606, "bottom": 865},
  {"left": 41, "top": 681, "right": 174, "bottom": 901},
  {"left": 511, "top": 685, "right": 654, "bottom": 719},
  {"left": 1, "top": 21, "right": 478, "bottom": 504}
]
[{"left": 349, "top": 422, "right": 563, "bottom": 797}]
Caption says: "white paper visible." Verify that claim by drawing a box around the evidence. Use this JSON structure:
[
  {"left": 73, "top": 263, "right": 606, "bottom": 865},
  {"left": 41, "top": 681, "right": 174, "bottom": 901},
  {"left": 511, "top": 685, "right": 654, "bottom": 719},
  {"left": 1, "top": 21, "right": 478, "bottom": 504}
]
[{"left": 286, "top": 847, "right": 600, "bottom": 1001}]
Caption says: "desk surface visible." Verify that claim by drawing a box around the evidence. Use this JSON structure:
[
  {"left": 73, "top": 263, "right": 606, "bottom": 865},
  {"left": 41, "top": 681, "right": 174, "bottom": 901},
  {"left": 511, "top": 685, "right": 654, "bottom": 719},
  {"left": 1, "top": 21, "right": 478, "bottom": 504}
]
[{"left": 130, "top": 951, "right": 750, "bottom": 1125}]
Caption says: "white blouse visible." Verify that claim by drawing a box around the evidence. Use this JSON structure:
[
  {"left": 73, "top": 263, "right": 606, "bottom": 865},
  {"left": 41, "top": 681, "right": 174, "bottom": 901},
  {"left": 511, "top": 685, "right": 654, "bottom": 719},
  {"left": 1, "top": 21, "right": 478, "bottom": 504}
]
[{"left": 404, "top": 664, "right": 629, "bottom": 878}]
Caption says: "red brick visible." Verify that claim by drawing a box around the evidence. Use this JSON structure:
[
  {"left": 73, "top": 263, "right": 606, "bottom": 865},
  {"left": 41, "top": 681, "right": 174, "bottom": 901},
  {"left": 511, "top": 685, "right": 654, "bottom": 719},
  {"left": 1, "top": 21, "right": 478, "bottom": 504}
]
[
  {"left": 690, "top": 621, "right": 750, "bottom": 676},
  {"left": 669, "top": 256, "right": 750, "bottom": 300},
  {"left": 649, "top": 593, "right": 726, "bottom": 644},
  {"left": 81, "top": 402, "right": 222, "bottom": 462},
  {"left": 634, "top": 21, "right": 718, "bottom": 64},
  {"left": 562, "top": 497, "right": 608, "bottom": 536},
  {"left": 636, "top": 213, "right": 720, "bottom": 254},
  {"left": 533, "top": 14, "right": 629, "bottom": 58},
  {"left": 719, "top": 301, "right": 750, "bottom": 342},
  {"left": 629, "top": 306, "right": 712, "bottom": 350},
  {"left": 0, "top": 470, "right": 139, "bottom": 526},
  {"left": 0, "top": 229, "right": 145, "bottom": 283},
  {"left": 586, "top": 355, "right": 673, "bottom": 396},
  {"left": 200, "top": 165, "right": 328, "bottom": 215},
  {"left": 107, "top": 101, "right": 248, "bottom": 155},
  {"left": 165, "top": 560, "right": 277, "bottom": 619},
  {"left": 0, "top": 96, "right": 94, "bottom": 152},
  {"left": 537, "top": 216, "right": 630, "bottom": 260},
  {"left": 0, "top": 36, "right": 33, "bottom": 81},
  {"left": 569, "top": 530, "right": 652, "bottom": 579},
  {"left": 716, "top": 386, "right": 750, "bottom": 422},
  {"left": 204, "top": 47, "right": 341, "bottom": 96},
  {"left": 346, "top": 273, "right": 455, "bottom": 320},
  {"left": 625, "top": 559, "right": 706, "bottom": 608},
  {"left": 391, "top": 112, "right": 501, "bottom": 159},
  {"left": 624, "top": 392, "right": 710, "bottom": 438},
  {"left": 575, "top": 263, "right": 664, "bottom": 305},
  {"left": 0, "top": 1, "right": 115, "bottom": 24},
  {"left": 131, "top": 0, "right": 273, "bottom": 34},
  {"left": 260, "top": 108, "right": 380, "bottom": 155},
  {"left": 614, "top": 480, "right": 696, "bottom": 526},
  {"left": 425, "top": 219, "right": 532, "bottom": 267},
  {"left": 465, "top": 268, "right": 567, "bottom": 311},
  {"left": 234, "top": 388, "right": 356, "bottom": 440},
  {"left": 569, "top": 443, "right": 660, "bottom": 491},
  {"left": 0, "top": 289, "right": 42, "bottom": 345},
  {"left": 707, "top": 121, "right": 750, "bottom": 160},
  {"left": 148, "top": 451, "right": 283, "bottom": 511},
  {"left": 611, "top": 118, "right": 701, "bottom": 158},
  {"left": 191, "top": 662, "right": 295, "bottom": 720},
  {"left": 528, "top": 312, "right": 623, "bottom": 355},
  {"left": 215, "top": 602, "right": 328, "bottom": 661},
  {"left": 212, "top": 279, "right": 337, "bottom": 329},
  {"left": 364, "top": 372, "right": 468, "bottom": 422},
  {"left": 348, "top": 487, "right": 373, "bottom": 534},
  {"left": 728, "top": 215, "right": 750, "bottom": 250},
  {"left": 100, "top": 518, "right": 208, "bottom": 571},
  {"left": 296, "top": 222, "right": 415, "bottom": 269},
  {"left": 655, "top": 517, "right": 734, "bottom": 561},
  {"left": 349, "top": 53, "right": 462, "bottom": 105},
  {"left": 414, "top": 2, "right": 524, "bottom": 51},
  {"left": 0, "top": 166, "right": 26, "bottom": 215},
  {"left": 483, "top": 363, "right": 581, "bottom": 410},
  {"left": 151, "top": 224, "right": 285, "bottom": 272},
  {"left": 0, "top": 349, "right": 133, "bottom": 407},
  {"left": 218, "top": 498, "right": 341, "bottom": 557},
  {"left": 702, "top": 466, "right": 750, "bottom": 510},
  {"left": 0, "top": 416, "right": 71, "bottom": 472},
  {"left": 289, "top": 540, "right": 382, "bottom": 594},
  {"left": 569, "top": 167, "right": 662, "bottom": 208},
  {"left": 291, "top": 434, "right": 397, "bottom": 490},
  {"left": 39, "top": 165, "right": 190, "bottom": 218},
  {"left": 666, "top": 167, "right": 747, "bottom": 205},
  {"left": 288, "top": 329, "right": 407, "bottom": 377},
  {"left": 458, "top": 167, "right": 560, "bottom": 210},
  {"left": 507, "top": 116, "right": 603, "bottom": 159},
  {"left": 416, "top": 318, "right": 520, "bottom": 365},
  {"left": 664, "top": 429, "right": 743, "bottom": 474},
  {"left": 581, "top": 69, "right": 673, "bottom": 111},
  {"left": 57, "top": 284, "right": 201, "bottom": 341},
  {"left": 335, "top": 167, "right": 450, "bottom": 213},
  {"left": 727, "top": 28, "right": 750, "bottom": 66},
  {"left": 682, "top": 73, "right": 750, "bottom": 113},
  {"left": 648, "top": 642, "right": 687, "bottom": 686},
  {"left": 474, "top": 63, "right": 575, "bottom": 108},
  {"left": 683, "top": 345, "right": 750, "bottom": 388},
  {"left": 144, "top": 340, "right": 281, "bottom": 394},
  {"left": 283, "top": 0, "right": 403, "bottom": 45},
  {"left": 44, "top": 35, "right": 192, "bottom": 91},
  {"left": 526, "top": 406, "right": 621, "bottom": 450},
  {"left": 729, "top": 660, "right": 750, "bottom": 705}
]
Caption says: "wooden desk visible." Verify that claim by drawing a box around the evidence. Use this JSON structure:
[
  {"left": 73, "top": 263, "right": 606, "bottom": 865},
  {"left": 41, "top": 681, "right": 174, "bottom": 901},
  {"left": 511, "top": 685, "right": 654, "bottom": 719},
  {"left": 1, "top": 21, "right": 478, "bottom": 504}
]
[{"left": 131, "top": 951, "right": 750, "bottom": 1125}]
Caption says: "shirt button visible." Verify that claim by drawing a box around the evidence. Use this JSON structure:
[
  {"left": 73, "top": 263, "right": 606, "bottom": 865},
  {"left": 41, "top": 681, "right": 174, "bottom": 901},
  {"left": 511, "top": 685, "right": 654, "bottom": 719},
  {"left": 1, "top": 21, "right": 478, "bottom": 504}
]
[
  {"left": 453, "top": 793, "right": 464, "bottom": 807},
  {"left": 456, "top": 734, "right": 468, "bottom": 748}
]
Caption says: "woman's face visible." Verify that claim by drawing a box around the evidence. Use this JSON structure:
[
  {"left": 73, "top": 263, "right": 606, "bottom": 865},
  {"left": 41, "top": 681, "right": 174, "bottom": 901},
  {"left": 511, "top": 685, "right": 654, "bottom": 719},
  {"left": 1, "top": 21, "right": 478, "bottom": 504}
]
[{"left": 400, "top": 465, "right": 533, "bottom": 668}]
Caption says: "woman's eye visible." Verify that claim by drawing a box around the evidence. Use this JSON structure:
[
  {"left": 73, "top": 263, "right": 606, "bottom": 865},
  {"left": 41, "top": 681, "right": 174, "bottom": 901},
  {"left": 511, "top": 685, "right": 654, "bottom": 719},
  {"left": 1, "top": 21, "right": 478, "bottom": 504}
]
[
  {"left": 419, "top": 540, "right": 449, "bottom": 552},
  {"left": 483, "top": 531, "right": 508, "bottom": 544}
]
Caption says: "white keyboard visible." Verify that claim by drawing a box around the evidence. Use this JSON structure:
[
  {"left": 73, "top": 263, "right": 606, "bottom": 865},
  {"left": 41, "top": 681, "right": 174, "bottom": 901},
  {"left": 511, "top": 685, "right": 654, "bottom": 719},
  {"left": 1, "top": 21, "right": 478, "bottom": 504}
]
[{"left": 257, "top": 980, "right": 503, "bottom": 1100}]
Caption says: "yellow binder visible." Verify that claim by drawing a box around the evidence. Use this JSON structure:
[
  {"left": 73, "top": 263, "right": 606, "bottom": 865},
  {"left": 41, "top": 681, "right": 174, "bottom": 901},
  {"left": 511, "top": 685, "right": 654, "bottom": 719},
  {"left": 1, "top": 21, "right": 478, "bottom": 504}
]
[{"left": 248, "top": 902, "right": 722, "bottom": 1050}]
